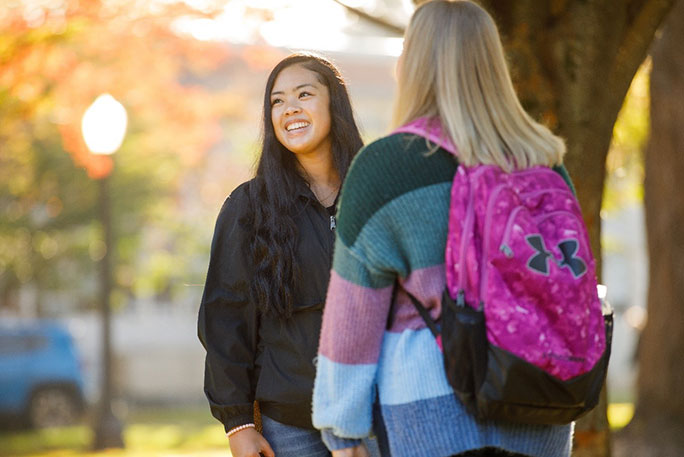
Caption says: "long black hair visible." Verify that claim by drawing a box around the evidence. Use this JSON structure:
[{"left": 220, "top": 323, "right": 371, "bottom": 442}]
[{"left": 246, "top": 53, "right": 363, "bottom": 319}]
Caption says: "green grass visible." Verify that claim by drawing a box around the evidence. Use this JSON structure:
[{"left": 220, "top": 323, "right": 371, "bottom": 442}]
[{"left": 0, "top": 406, "right": 230, "bottom": 457}]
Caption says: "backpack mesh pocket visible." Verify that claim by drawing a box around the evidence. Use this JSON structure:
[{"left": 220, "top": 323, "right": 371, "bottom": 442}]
[{"left": 440, "top": 289, "right": 488, "bottom": 408}]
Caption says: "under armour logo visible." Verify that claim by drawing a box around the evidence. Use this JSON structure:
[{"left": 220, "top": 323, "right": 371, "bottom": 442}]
[
  {"left": 525, "top": 235, "right": 587, "bottom": 278},
  {"left": 526, "top": 235, "right": 552, "bottom": 275},
  {"left": 557, "top": 240, "right": 587, "bottom": 278}
]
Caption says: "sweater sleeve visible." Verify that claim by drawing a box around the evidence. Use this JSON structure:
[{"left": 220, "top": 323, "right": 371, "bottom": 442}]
[
  {"left": 313, "top": 134, "right": 457, "bottom": 449},
  {"left": 314, "top": 240, "right": 394, "bottom": 448},
  {"left": 197, "top": 184, "right": 258, "bottom": 433},
  {"left": 312, "top": 142, "right": 398, "bottom": 449}
]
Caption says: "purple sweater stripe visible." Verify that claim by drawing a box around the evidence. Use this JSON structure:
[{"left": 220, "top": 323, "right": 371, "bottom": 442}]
[
  {"left": 319, "top": 271, "right": 393, "bottom": 364},
  {"left": 390, "top": 264, "right": 446, "bottom": 333}
]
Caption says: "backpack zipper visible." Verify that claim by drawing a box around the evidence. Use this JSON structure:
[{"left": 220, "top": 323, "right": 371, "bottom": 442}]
[
  {"left": 480, "top": 181, "right": 573, "bottom": 302},
  {"left": 498, "top": 210, "right": 586, "bottom": 268},
  {"left": 456, "top": 169, "right": 479, "bottom": 306},
  {"left": 457, "top": 169, "right": 476, "bottom": 300},
  {"left": 519, "top": 187, "right": 570, "bottom": 200},
  {"left": 499, "top": 206, "right": 525, "bottom": 258},
  {"left": 480, "top": 183, "right": 508, "bottom": 304}
]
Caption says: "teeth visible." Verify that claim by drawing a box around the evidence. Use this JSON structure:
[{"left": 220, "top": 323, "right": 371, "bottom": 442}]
[{"left": 286, "top": 121, "right": 309, "bottom": 131}]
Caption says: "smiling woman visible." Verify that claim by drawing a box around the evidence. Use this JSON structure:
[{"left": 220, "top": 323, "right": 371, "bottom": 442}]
[{"left": 197, "top": 53, "right": 379, "bottom": 457}]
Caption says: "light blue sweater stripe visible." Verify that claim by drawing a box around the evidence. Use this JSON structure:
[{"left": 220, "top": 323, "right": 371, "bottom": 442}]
[
  {"left": 312, "top": 355, "right": 377, "bottom": 438},
  {"left": 377, "top": 328, "right": 454, "bottom": 405}
]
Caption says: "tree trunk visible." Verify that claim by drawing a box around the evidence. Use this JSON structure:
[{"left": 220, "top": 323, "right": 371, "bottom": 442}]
[
  {"left": 474, "top": 2, "right": 674, "bottom": 455},
  {"left": 614, "top": 2, "right": 684, "bottom": 456},
  {"left": 0, "top": 275, "right": 20, "bottom": 312}
]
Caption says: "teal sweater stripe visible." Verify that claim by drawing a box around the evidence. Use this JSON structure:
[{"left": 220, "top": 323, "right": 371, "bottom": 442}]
[
  {"left": 333, "top": 183, "right": 452, "bottom": 286},
  {"left": 330, "top": 235, "right": 393, "bottom": 290},
  {"left": 336, "top": 134, "right": 457, "bottom": 247}
]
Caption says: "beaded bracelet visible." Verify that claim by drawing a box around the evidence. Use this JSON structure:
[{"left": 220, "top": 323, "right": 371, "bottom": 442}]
[{"left": 226, "top": 423, "right": 256, "bottom": 438}]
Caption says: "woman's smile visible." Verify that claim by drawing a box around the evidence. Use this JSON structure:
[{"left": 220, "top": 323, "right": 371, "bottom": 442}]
[{"left": 284, "top": 120, "right": 311, "bottom": 133}]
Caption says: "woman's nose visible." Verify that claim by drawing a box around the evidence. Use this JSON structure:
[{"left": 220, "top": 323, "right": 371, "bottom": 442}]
[{"left": 284, "top": 103, "right": 301, "bottom": 116}]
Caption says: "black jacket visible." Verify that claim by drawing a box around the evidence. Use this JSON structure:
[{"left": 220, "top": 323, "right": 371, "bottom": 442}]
[{"left": 198, "top": 178, "right": 336, "bottom": 432}]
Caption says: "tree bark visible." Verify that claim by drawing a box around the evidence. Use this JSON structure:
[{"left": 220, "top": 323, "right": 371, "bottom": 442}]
[
  {"left": 479, "top": 0, "right": 672, "bottom": 261},
  {"left": 614, "top": 2, "right": 684, "bottom": 455}
]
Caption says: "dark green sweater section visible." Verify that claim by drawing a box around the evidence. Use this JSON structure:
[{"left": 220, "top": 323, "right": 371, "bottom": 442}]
[{"left": 337, "top": 133, "right": 574, "bottom": 247}]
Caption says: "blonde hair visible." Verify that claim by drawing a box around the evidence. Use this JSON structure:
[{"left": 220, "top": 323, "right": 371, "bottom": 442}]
[{"left": 393, "top": 0, "right": 565, "bottom": 171}]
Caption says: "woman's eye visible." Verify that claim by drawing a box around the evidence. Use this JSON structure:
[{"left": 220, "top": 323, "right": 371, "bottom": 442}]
[
  {"left": 299, "top": 91, "right": 313, "bottom": 98},
  {"left": 271, "top": 98, "right": 282, "bottom": 106}
]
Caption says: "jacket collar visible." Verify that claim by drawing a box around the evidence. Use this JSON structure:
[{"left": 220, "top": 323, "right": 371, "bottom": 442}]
[
  {"left": 294, "top": 174, "right": 318, "bottom": 203},
  {"left": 293, "top": 174, "right": 339, "bottom": 209}
]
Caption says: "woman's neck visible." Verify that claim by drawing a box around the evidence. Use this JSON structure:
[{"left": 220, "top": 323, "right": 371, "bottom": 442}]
[{"left": 297, "top": 153, "right": 340, "bottom": 207}]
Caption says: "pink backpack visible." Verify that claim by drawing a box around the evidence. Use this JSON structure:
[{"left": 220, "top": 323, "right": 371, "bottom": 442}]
[{"left": 394, "top": 118, "right": 613, "bottom": 424}]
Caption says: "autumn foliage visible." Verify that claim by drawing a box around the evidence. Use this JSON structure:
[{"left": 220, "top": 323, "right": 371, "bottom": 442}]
[
  {"left": 0, "top": 0, "right": 288, "bottom": 310},
  {"left": 1, "top": 0, "right": 237, "bottom": 178}
]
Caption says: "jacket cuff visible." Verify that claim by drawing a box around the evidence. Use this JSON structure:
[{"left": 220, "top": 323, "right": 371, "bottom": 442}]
[
  {"left": 214, "top": 410, "right": 255, "bottom": 434},
  {"left": 321, "top": 429, "right": 363, "bottom": 451}
]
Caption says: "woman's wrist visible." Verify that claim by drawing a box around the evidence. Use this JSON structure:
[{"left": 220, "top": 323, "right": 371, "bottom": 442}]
[{"left": 226, "top": 423, "right": 256, "bottom": 438}]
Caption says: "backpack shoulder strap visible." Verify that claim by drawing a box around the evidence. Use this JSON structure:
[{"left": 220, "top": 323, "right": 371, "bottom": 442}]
[
  {"left": 386, "top": 281, "right": 439, "bottom": 338},
  {"left": 405, "top": 285, "right": 440, "bottom": 338},
  {"left": 392, "top": 117, "right": 457, "bottom": 156}
]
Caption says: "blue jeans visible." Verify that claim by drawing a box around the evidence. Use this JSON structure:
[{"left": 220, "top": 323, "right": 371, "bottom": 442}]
[{"left": 261, "top": 415, "right": 381, "bottom": 457}]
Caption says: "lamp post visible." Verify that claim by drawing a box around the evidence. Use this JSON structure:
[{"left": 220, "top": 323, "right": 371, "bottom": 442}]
[{"left": 81, "top": 94, "right": 127, "bottom": 449}]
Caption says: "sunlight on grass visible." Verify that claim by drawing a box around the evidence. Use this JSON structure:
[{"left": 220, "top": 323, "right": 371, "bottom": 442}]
[
  {"left": 126, "top": 425, "right": 185, "bottom": 450},
  {"left": 181, "top": 425, "right": 229, "bottom": 449},
  {"left": 0, "top": 406, "right": 230, "bottom": 457},
  {"left": 0, "top": 426, "right": 91, "bottom": 456},
  {"left": 125, "top": 424, "right": 226, "bottom": 450},
  {"left": 608, "top": 402, "right": 635, "bottom": 430}
]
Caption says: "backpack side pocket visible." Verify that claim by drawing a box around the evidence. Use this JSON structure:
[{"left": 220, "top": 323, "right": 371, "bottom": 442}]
[{"left": 440, "top": 289, "right": 488, "bottom": 413}]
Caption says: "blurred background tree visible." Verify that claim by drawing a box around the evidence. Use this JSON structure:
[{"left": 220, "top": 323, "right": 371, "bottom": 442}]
[
  {"left": 615, "top": 1, "right": 684, "bottom": 455},
  {"left": 0, "top": 0, "right": 252, "bottom": 315}
]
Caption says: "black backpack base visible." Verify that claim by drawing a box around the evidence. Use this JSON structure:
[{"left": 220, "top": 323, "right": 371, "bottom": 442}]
[
  {"left": 467, "top": 343, "right": 612, "bottom": 425},
  {"left": 410, "top": 289, "right": 614, "bottom": 425},
  {"left": 442, "top": 290, "right": 614, "bottom": 425}
]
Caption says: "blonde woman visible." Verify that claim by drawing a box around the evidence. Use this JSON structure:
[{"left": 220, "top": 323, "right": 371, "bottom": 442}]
[{"left": 312, "top": 1, "right": 574, "bottom": 456}]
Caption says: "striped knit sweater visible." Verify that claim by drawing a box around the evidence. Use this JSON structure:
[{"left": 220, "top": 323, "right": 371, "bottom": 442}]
[{"left": 312, "top": 133, "right": 574, "bottom": 457}]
